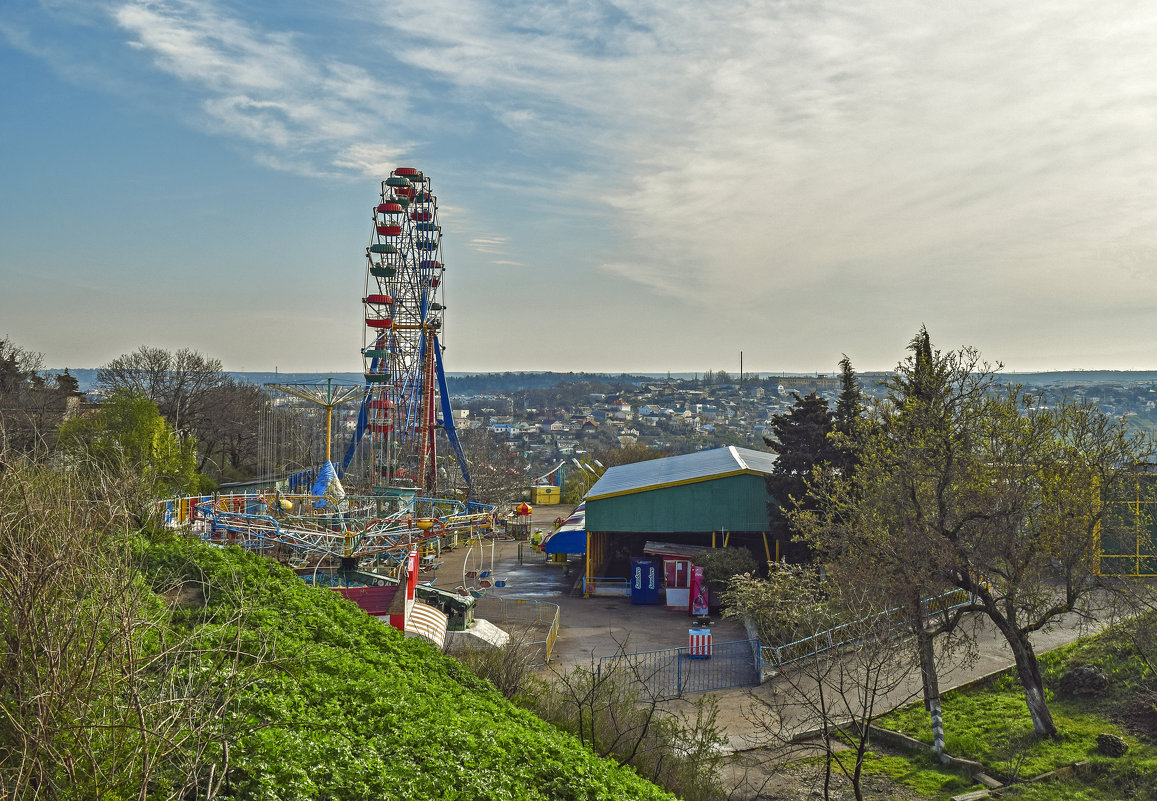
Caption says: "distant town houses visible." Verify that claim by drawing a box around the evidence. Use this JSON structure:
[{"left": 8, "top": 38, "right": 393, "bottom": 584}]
[
  {"left": 450, "top": 376, "right": 825, "bottom": 462},
  {"left": 452, "top": 373, "right": 1157, "bottom": 467}
]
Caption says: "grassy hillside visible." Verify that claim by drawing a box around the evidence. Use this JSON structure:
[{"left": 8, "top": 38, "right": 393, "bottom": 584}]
[
  {"left": 141, "top": 536, "right": 675, "bottom": 800},
  {"left": 868, "top": 611, "right": 1157, "bottom": 800}
]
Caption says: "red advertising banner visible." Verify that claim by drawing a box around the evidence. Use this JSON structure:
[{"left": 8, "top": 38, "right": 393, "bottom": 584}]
[{"left": 690, "top": 564, "right": 709, "bottom": 616}]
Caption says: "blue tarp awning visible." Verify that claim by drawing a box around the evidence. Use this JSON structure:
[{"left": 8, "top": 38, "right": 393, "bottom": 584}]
[
  {"left": 543, "top": 503, "right": 586, "bottom": 554},
  {"left": 543, "top": 527, "right": 587, "bottom": 554}
]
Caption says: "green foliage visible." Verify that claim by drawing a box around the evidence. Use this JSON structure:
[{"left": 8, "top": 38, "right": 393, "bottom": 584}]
[
  {"left": 694, "top": 546, "right": 758, "bottom": 601},
  {"left": 763, "top": 391, "right": 838, "bottom": 544},
  {"left": 722, "top": 561, "right": 833, "bottom": 644},
  {"left": 764, "top": 392, "right": 836, "bottom": 489},
  {"left": 796, "top": 327, "right": 1155, "bottom": 737},
  {"left": 141, "top": 538, "right": 677, "bottom": 800},
  {"left": 834, "top": 354, "right": 864, "bottom": 439},
  {"left": 58, "top": 391, "right": 200, "bottom": 496}
]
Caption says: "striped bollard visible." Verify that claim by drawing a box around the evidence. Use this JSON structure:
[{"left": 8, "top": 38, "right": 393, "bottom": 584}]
[{"left": 689, "top": 628, "right": 712, "bottom": 658}]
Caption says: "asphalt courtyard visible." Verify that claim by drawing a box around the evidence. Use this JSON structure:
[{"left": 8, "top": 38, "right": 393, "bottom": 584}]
[{"left": 427, "top": 505, "right": 749, "bottom": 666}]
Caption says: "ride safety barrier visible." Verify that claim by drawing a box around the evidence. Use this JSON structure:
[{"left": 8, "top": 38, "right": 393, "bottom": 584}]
[
  {"left": 581, "top": 577, "right": 630, "bottom": 597},
  {"left": 471, "top": 596, "right": 561, "bottom": 664},
  {"left": 597, "top": 638, "right": 762, "bottom": 699}
]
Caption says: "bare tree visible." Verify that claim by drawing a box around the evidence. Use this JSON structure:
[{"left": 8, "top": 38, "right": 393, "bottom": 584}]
[
  {"left": 0, "top": 452, "right": 281, "bottom": 800},
  {"left": 0, "top": 338, "right": 79, "bottom": 454},
  {"left": 446, "top": 623, "right": 541, "bottom": 700},
  {"left": 97, "top": 346, "right": 225, "bottom": 434},
  {"left": 195, "top": 378, "right": 268, "bottom": 480},
  {"left": 747, "top": 587, "right": 922, "bottom": 801},
  {"left": 458, "top": 427, "right": 528, "bottom": 505},
  {"left": 528, "top": 642, "right": 730, "bottom": 801}
]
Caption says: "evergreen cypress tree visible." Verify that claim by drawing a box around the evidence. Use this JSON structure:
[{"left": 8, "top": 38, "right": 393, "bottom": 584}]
[
  {"left": 833, "top": 355, "right": 864, "bottom": 474},
  {"left": 834, "top": 355, "right": 863, "bottom": 437},
  {"left": 763, "top": 392, "right": 837, "bottom": 556}
]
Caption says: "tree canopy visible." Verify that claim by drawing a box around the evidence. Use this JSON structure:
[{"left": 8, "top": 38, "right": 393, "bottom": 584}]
[
  {"left": 762, "top": 391, "right": 838, "bottom": 551},
  {"left": 795, "top": 329, "right": 1155, "bottom": 737},
  {"left": 0, "top": 338, "right": 82, "bottom": 454},
  {"left": 58, "top": 391, "right": 200, "bottom": 497},
  {"left": 97, "top": 345, "right": 225, "bottom": 433}
]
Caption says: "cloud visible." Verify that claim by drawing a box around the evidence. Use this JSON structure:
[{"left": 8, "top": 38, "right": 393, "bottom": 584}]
[
  {"left": 13, "top": 0, "right": 1157, "bottom": 369},
  {"left": 110, "top": 0, "right": 409, "bottom": 173},
  {"left": 469, "top": 235, "right": 510, "bottom": 255},
  {"left": 360, "top": 0, "right": 1157, "bottom": 338},
  {"left": 458, "top": 233, "right": 522, "bottom": 266},
  {"left": 333, "top": 143, "right": 409, "bottom": 177}
]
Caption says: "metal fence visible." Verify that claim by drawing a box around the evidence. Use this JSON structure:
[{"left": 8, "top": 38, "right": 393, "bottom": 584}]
[
  {"left": 471, "top": 596, "right": 561, "bottom": 664},
  {"left": 597, "top": 638, "right": 762, "bottom": 699},
  {"left": 761, "top": 588, "right": 976, "bottom": 671},
  {"left": 581, "top": 576, "right": 630, "bottom": 597}
]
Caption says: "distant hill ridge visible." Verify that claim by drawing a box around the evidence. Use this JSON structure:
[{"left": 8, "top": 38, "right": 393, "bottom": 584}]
[{"left": 54, "top": 368, "right": 1157, "bottom": 393}]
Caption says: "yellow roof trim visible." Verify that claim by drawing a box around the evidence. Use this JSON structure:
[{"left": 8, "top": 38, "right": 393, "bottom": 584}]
[{"left": 586, "top": 468, "right": 756, "bottom": 501}]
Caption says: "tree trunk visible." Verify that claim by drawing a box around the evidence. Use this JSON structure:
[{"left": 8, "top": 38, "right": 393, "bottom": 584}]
[
  {"left": 913, "top": 597, "right": 946, "bottom": 754},
  {"left": 994, "top": 618, "right": 1057, "bottom": 736}
]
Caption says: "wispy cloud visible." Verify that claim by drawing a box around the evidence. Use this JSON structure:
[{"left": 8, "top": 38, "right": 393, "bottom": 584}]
[
  {"left": 360, "top": 0, "right": 1157, "bottom": 364},
  {"left": 469, "top": 236, "right": 508, "bottom": 255},
  {"left": 333, "top": 143, "right": 408, "bottom": 177},
  {"left": 110, "top": 0, "right": 409, "bottom": 175},
  {"left": 468, "top": 235, "right": 522, "bottom": 265},
  {"left": 11, "top": 0, "right": 1157, "bottom": 369}
]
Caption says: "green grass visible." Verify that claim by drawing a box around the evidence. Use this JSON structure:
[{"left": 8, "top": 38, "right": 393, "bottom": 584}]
[
  {"left": 140, "top": 536, "right": 678, "bottom": 801},
  {"left": 788, "top": 614, "right": 1157, "bottom": 800},
  {"left": 878, "top": 688, "right": 1131, "bottom": 780},
  {"left": 830, "top": 749, "right": 977, "bottom": 796}
]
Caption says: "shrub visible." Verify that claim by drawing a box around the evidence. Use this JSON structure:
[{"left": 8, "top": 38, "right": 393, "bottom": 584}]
[
  {"left": 694, "top": 546, "right": 758, "bottom": 605},
  {"left": 447, "top": 624, "right": 540, "bottom": 699},
  {"left": 525, "top": 659, "right": 730, "bottom": 801}
]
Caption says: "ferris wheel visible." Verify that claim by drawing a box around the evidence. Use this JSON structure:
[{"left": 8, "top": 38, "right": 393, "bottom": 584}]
[{"left": 361, "top": 167, "right": 469, "bottom": 497}]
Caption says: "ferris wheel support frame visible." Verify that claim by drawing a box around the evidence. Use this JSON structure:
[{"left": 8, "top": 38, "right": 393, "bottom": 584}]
[{"left": 351, "top": 168, "right": 473, "bottom": 499}]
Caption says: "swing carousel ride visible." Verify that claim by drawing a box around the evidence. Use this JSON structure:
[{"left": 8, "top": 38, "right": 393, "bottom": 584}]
[{"left": 159, "top": 169, "right": 499, "bottom": 585}]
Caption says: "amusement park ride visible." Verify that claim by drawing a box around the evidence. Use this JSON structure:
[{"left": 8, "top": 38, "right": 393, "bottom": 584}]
[
  {"left": 353, "top": 166, "right": 470, "bottom": 498},
  {"left": 159, "top": 169, "right": 498, "bottom": 593}
]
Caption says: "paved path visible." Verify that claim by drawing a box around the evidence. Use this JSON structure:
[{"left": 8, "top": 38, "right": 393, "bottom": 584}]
[
  {"left": 427, "top": 505, "right": 750, "bottom": 664},
  {"left": 705, "top": 611, "right": 1107, "bottom": 752}
]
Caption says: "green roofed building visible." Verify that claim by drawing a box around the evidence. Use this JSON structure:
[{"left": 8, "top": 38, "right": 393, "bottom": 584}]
[{"left": 582, "top": 446, "right": 784, "bottom": 588}]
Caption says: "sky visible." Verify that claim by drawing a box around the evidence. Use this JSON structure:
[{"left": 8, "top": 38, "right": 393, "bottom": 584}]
[{"left": 4, "top": 0, "right": 1157, "bottom": 375}]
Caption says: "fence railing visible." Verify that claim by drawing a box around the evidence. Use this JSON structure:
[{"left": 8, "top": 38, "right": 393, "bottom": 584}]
[
  {"left": 761, "top": 587, "right": 977, "bottom": 672},
  {"left": 471, "top": 596, "right": 561, "bottom": 664},
  {"left": 597, "top": 638, "right": 762, "bottom": 699},
  {"left": 581, "top": 576, "right": 630, "bottom": 597}
]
